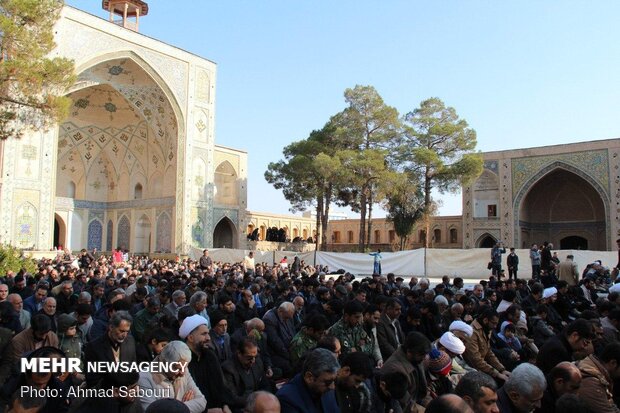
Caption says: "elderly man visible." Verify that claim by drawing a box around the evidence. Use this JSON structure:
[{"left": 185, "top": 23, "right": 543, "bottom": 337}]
[
  {"left": 138, "top": 340, "right": 207, "bottom": 413},
  {"left": 37, "top": 296, "right": 57, "bottom": 332},
  {"left": 244, "top": 391, "right": 280, "bottom": 413},
  {"left": 263, "top": 302, "right": 296, "bottom": 377},
  {"left": 184, "top": 291, "right": 211, "bottom": 328},
  {"left": 535, "top": 362, "right": 581, "bottom": 413},
  {"left": 164, "top": 290, "right": 187, "bottom": 319},
  {"left": 292, "top": 296, "right": 305, "bottom": 332},
  {"left": 455, "top": 371, "right": 500, "bottom": 413},
  {"left": 84, "top": 310, "right": 137, "bottom": 387},
  {"left": 276, "top": 348, "right": 339, "bottom": 413},
  {"left": 7, "top": 293, "right": 30, "bottom": 330},
  {"left": 180, "top": 314, "right": 233, "bottom": 413},
  {"left": 497, "top": 363, "right": 546, "bottom": 413}
]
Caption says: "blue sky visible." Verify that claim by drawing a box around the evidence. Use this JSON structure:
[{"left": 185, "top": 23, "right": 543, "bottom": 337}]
[{"left": 66, "top": 1, "right": 620, "bottom": 217}]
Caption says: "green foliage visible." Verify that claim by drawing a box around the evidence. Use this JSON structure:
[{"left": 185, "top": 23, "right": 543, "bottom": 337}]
[
  {"left": 0, "top": 244, "right": 37, "bottom": 275},
  {"left": 0, "top": 0, "right": 75, "bottom": 139},
  {"left": 386, "top": 173, "right": 425, "bottom": 250}
]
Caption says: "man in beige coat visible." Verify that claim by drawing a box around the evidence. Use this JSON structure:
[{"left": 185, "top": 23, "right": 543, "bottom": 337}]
[
  {"left": 463, "top": 308, "right": 510, "bottom": 383},
  {"left": 558, "top": 255, "right": 579, "bottom": 286}
]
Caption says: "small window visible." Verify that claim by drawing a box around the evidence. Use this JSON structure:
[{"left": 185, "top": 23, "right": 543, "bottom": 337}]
[
  {"left": 134, "top": 183, "right": 143, "bottom": 200},
  {"left": 333, "top": 231, "right": 341, "bottom": 243},
  {"left": 434, "top": 229, "right": 441, "bottom": 243},
  {"left": 375, "top": 230, "right": 381, "bottom": 243},
  {"left": 450, "top": 228, "right": 458, "bottom": 243},
  {"left": 488, "top": 204, "right": 497, "bottom": 217},
  {"left": 67, "top": 181, "right": 76, "bottom": 198},
  {"left": 389, "top": 230, "right": 396, "bottom": 243},
  {"left": 347, "top": 231, "right": 354, "bottom": 243},
  {"left": 419, "top": 230, "right": 426, "bottom": 244}
]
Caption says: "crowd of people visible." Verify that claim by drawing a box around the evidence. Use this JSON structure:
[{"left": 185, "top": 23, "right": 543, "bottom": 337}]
[{"left": 0, "top": 241, "right": 620, "bottom": 413}]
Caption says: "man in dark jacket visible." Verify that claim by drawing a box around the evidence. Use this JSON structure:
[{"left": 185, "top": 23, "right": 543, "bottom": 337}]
[
  {"left": 536, "top": 319, "right": 595, "bottom": 375},
  {"left": 535, "top": 362, "right": 582, "bottom": 413},
  {"left": 84, "top": 310, "right": 137, "bottom": 387},
  {"left": 276, "top": 348, "right": 339, "bottom": 413},
  {"left": 497, "top": 363, "right": 546, "bottom": 413},
  {"left": 222, "top": 337, "right": 271, "bottom": 413}
]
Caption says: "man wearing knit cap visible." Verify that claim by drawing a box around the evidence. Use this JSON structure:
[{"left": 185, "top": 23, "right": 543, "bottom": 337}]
[{"left": 425, "top": 349, "right": 454, "bottom": 398}]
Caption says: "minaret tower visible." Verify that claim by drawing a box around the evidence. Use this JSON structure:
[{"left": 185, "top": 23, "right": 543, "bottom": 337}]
[{"left": 102, "top": 0, "right": 148, "bottom": 32}]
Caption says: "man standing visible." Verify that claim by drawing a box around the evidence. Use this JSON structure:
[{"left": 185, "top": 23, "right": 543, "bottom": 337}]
[
  {"left": 243, "top": 251, "right": 256, "bottom": 274},
  {"left": 506, "top": 249, "right": 519, "bottom": 281},
  {"left": 491, "top": 242, "right": 506, "bottom": 278},
  {"left": 530, "top": 244, "right": 541, "bottom": 279},
  {"left": 558, "top": 255, "right": 579, "bottom": 287},
  {"left": 200, "top": 249, "right": 213, "bottom": 272}
]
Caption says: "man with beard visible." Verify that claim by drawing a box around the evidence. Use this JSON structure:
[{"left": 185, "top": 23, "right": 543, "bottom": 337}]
[
  {"left": 85, "top": 311, "right": 137, "bottom": 387},
  {"left": 180, "top": 314, "right": 233, "bottom": 413},
  {"left": 535, "top": 362, "right": 581, "bottom": 413},
  {"left": 6, "top": 314, "right": 59, "bottom": 379},
  {"left": 377, "top": 298, "right": 404, "bottom": 361},
  {"left": 290, "top": 313, "right": 330, "bottom": 370},
  {"left": 463, "top": 308, "right": 511, "bottom": 383}
]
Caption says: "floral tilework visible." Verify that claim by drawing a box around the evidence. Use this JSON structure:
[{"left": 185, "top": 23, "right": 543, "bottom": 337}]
[
  {"left": 117, "top": 215, "right": 130, "bottom": 250},
  {"left": 512, "top": 150, "right": 609, "bottom": 198},
  {"left": 87, "top": 220, "right": 102, "bottom": 251},
  {"left": 156, "top": 212, "right": 172, "bottom": 253}
]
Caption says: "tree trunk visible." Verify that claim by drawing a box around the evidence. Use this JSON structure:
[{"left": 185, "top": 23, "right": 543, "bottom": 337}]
[
  {"left": 359, "top": 187, "right": 367, "bottom": 252},
  {"left": 321, "top": 184, "right": 332, "bottom": 251},
  {"left": 424, "top": 165, "right": 432, "bottom": 249},
  {"left": 316, "top": 195, "right": 323, "bottom": 250},
  {"left": 366, "top": 188, "right": 373, "bottom": 250}
]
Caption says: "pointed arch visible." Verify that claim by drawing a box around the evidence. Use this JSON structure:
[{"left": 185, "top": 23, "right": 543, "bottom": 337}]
[
  {"left": 514, "top": 162, "right": 609, "bottom": 250},
  {"left": 214, "top": 161, "right": 238, "bottom": 206},
  {"left": 87, "top": 219, "right": 103, "bottom": 251},
  {"left": 117, "top": 215, "right": 131, "bottom": 251},
  {"left": 213, "top": 217, "right": 237, "bottom": 249},
  {"left": 476, "top": 233, "right": 497, "bottom": 248},
  {"left": 156, "top": 212, "right": 172, "bottom": 253},
  {"left": 106, "top": 220, "right": 114, "bottom": 251},
  {"left": 134, "top": 214, "right": 151, "bottom": 253}
]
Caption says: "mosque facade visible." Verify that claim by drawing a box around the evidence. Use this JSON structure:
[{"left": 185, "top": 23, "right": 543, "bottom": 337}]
[{"left": 0, "top": 5, "right": 250, "bottom": 254}]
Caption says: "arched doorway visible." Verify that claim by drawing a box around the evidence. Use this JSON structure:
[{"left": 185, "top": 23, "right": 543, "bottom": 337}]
[
  {"left": 560, "top": 236, "right": 588, "bottom": 250},
  {"left": 55, "top": 54, "right": 181, "bottom": 253},
  {"left": 54, "top": 213, "right": 67, "bottom": 249},
  {"left": 134, "top": 215, "right": 151, "bottom": 253},
  {"left": 518, "top": 168, "right": 606, "bottom": 250},
  {"left": 213, "top": 217, "right": 236, "bottom": 248},
  {"left": 477, "top": 234, "right": 497, "bottom": 248}
]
